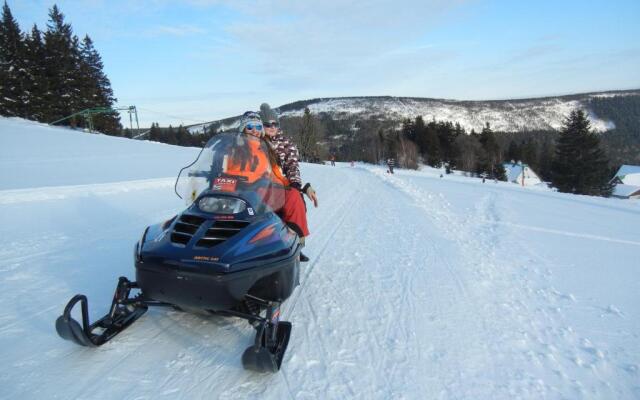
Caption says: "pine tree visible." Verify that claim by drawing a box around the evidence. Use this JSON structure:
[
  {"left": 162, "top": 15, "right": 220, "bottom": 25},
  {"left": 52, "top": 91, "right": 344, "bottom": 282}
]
[
  {"left": 521, "top": 139, "right": 538, "bottom": 170},
  {"left": 551, "top": 109, "right": 613, "bottom": 196},
  {"left": 412, "top": 116, "right": 425, "bottom": 145},
  {"left": 43, "top": 5, "right": 81, "bottom": 123},
  {"left": 494, "top": 163, "right": 507, "bottom": 181},
  {"left": 401, "top": 118, "right": 415, "bottom": 142},
  {"left": 420, "top": 121, "right": 441, "bottom": 167},
  {"left": 149, "top": 122, "right": 161, "bottom": 142},
  {"left": 412, "top": 116, "right": 430, "bottom": 161},
  {"left": 78, "top": 35, "right": 120, "bottom": 134},
  {"left": 165, "top": 125, "right": 177, "bottom": 144},
  {"left": 506, "top": 140, "right": 521, "bottom": 162},
  {"left": 0, "top": 1, "right": 28, "bottom": 117},
  {"left": 478, "top": 122, "right": 502, "bottom": 178},
  {"left": 24, "top": 24, "right": 48, "bottom": 121},
  {"left": 436, "top": 121, "right": 457, "bottom": 167},
  {"left": 537, "top": 141, "right": 554, "bottom": 182},
  {"left": 176, "top": 125, "right": 191, "bottom": 145}
]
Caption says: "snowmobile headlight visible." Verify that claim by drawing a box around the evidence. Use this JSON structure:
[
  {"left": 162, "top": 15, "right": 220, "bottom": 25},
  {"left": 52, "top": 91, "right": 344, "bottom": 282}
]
[{"left": 198, "top": 196, "right": 246, "bottom": 214}]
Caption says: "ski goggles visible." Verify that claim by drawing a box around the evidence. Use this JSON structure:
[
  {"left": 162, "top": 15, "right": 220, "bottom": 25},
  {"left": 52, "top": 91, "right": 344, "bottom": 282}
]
[
  {"left": 264, "top": 121, "right": 279, "bottom": 128},
  {"left": 244, "top": 122, "right": 263, "bottom": 132}
]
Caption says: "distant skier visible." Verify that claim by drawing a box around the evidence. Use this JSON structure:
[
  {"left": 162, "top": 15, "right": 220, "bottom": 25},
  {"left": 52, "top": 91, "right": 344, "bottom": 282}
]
[
  {"left": 386, "top": 158, "right": 395, "bottom": 174},
  {"left": 329, "top": 154, "right": 336, "bottom": 166}
]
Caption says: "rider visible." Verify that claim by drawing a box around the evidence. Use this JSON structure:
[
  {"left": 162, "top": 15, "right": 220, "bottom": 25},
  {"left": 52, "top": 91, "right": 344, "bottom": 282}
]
[{"left": 238, "top": 112, "right": 312, "bottom": 261}]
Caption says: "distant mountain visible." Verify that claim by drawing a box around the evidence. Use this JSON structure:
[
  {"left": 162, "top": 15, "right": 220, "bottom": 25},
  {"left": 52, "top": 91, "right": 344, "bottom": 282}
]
[{"left": 186, "top": 89, "right": 640, "bottom": 134}]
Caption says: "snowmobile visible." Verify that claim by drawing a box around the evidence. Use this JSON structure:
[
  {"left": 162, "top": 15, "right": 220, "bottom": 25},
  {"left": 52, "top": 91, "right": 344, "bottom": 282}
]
[{"left": 55, "top": 132, "right": 302, "bottom": 373}]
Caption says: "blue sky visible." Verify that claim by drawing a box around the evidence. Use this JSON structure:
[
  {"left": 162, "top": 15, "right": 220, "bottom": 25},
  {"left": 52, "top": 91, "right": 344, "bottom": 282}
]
[{"left": 10, "top": 0, "right": 640, "bottom": 127}]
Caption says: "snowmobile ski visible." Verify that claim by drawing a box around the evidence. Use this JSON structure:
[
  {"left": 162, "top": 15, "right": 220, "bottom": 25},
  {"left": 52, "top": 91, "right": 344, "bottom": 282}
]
[
  {"left": 55, "top": 277, "right": 149, "bottom": 347},
  {"left": 241, "top": 303, "right": 292, "bottom": 373}
]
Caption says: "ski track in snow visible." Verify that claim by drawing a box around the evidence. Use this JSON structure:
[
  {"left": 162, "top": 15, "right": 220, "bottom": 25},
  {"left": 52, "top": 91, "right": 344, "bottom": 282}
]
[
  {"left": 1, "top": 144, "right": 639, "bottom": 398},
  {"left": 360, "top": 169, "right": 639, "bottom": 398},
  {"left": 364, "top": 167, "right": 639, "bottom": 399}
]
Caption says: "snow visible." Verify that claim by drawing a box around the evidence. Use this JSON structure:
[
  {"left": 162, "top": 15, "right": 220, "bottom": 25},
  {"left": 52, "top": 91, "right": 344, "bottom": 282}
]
[
  {"left": 276, "top": 95, "right": 620, "bottom": 133},
  {"left": 187, "top": 91, "right": 637, "bottom": 136},
  {"left": 0, "top": 117, "right": 199, "bottom": 189},
  {"left": 614, "top": 165, "right": 640, "bottom": 186},
  {"left": 612, "top": 184, "right": 640, "bottom": 198},
  {"left": 1, "top": 117, "right": 639, "bottom": 399},
  {"left": 503, "top": 163, "right": 543, "bottom": 186},
  {"left": 612, "top": 166, "right": 640, "bottom": 197}
]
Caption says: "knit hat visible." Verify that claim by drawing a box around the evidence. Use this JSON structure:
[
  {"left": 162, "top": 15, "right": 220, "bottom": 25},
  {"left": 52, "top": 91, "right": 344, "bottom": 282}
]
[
  {"left": 259, "top": 103, "right": 279, "bottom": 124},
  {"left": 238, "top": 111, "right": 263, "bottom": 134}
]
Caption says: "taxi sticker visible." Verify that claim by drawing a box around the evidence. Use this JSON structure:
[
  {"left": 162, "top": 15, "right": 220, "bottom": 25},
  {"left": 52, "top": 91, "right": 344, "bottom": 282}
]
[{"left": 212, "top": 177, "right": 237, "bottom": 192}]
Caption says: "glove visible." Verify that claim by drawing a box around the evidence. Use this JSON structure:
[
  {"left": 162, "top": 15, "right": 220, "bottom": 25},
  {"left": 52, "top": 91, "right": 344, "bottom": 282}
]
[{"left": 302, "top": 183, "right": 318, "bottom": 208}]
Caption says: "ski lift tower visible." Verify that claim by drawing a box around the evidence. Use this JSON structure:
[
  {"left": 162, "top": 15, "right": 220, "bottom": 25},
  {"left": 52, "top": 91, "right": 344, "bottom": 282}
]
[{"left": 50, "top": 106, "right": 140, "bottom": 133}]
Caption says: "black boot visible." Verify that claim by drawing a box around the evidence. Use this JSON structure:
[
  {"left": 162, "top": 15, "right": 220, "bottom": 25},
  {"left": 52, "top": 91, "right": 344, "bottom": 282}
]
[{"left": 298, "top": 236, "right": 309, "bottom": 262}]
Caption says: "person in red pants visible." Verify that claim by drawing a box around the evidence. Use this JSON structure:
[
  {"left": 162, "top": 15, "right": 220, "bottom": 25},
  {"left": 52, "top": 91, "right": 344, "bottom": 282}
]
[
  {"left": 239, "top": 111, "right": 316, "bottom": 261},
  {"left": 260, "top": 112, "right": 318, "bottom": 262}
]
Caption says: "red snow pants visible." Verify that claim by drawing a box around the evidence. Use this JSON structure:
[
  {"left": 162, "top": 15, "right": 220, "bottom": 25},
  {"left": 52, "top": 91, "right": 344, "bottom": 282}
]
[{"left": 279, "top": 188, "right": 309, "bottom": 237}]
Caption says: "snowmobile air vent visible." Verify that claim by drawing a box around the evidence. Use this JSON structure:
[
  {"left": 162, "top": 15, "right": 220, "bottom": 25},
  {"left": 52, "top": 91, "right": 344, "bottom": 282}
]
[
  {"left": 170, "top": 214, "right": 207, "bottom": 246},
  {"left": 196, "top": 220, "right": 250, "bottom": 248}
]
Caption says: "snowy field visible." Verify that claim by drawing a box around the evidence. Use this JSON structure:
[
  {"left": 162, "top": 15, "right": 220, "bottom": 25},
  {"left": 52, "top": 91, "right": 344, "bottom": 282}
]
[{"left": 1, "top": 118, "right": 639, "bottom": 399}]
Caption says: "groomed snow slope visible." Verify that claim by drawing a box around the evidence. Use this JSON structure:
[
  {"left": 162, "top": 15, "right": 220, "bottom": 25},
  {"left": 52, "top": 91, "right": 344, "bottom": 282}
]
[{"left": 1, "top": 118, "right": 639, "bottom": 399}]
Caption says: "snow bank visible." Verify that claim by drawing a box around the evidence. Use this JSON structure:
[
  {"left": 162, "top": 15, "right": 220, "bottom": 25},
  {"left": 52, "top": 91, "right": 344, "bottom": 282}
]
[{"left": 0, "top": 117, "right": 200, "bottom": 190}]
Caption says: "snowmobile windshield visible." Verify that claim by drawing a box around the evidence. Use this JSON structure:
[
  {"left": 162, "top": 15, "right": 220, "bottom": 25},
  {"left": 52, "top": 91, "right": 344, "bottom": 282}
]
[{"left": 175, "top": 132, "right": 287, "bottom": 215}]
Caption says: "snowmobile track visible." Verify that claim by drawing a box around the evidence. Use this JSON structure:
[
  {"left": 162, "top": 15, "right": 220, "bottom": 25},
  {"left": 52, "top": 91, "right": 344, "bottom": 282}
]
[{"left": 286, "top": 188, "right": 362, "bottom": 318}]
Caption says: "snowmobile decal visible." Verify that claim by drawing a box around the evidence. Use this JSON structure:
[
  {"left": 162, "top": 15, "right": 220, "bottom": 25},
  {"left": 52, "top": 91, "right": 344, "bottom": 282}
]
[
  {"left": 212, "top": 177, "right": 237, "bottom": 192},
  {"left": 193, "top": 256, "right": 220, "bottom": 262}
]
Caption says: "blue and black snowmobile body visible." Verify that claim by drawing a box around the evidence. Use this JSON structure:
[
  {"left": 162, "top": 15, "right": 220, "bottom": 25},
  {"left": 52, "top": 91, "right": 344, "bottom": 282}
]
[{"left": 55, "top": 133, "right": 302, "bottom": 373}]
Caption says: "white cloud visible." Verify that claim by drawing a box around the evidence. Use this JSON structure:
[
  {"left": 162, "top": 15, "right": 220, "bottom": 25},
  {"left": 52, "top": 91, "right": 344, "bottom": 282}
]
[
  {"left": 147, "top": 24, "right": 206, "bottom": 37},
  {"left": 212, "top": 0, "right": 471, "bottom": 93}
]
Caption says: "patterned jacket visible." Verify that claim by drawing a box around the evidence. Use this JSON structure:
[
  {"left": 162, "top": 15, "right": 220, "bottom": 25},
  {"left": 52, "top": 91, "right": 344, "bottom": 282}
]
[{"left": 268, "top": 132, "right": 303, "bottom": 189}]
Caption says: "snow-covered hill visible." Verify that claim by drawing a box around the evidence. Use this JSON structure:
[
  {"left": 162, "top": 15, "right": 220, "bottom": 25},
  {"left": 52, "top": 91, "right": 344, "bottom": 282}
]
[
  {"left": 1, "top": 118, "right": 639, "bottom": 399},
  {"left": 187, "top": 89, "right": 639, "bottom": 134},
  {"left": 0, "top": 118, "right": 200, "bottom": 190}
]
